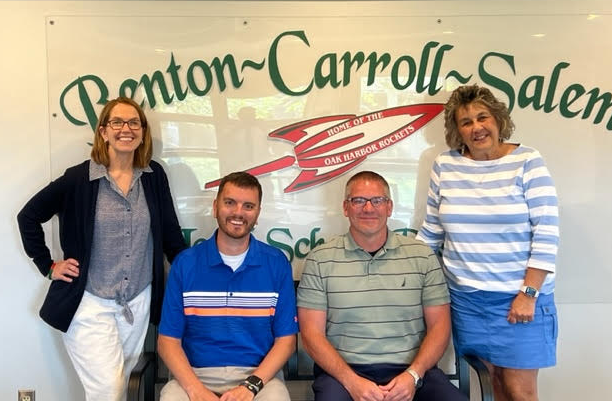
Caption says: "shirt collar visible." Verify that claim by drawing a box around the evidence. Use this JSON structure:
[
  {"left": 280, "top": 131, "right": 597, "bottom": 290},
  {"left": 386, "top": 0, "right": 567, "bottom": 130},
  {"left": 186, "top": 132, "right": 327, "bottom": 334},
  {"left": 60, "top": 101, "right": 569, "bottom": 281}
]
[
  {"left": 89, "top": 159, "right": 152, "bottom": 182},
  {"left": 342, "top": 228, "right": 400, "bottom": 254},
  {"left": 89, "top": 160, "right": 107, "bottom": 181},
  {"left": 205, "top": 229, "right": 263, "bottom": 271}
]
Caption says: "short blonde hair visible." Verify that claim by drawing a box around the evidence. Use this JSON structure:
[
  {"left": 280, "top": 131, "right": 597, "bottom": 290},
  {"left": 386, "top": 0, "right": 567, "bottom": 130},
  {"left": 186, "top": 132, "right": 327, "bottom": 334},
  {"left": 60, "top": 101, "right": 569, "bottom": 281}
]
[
  {"left": 90, "top": 97, "right": 152, "bottom": 168},
  {"left": 444, "top": 84, "right": 515, "bottom": 150}
]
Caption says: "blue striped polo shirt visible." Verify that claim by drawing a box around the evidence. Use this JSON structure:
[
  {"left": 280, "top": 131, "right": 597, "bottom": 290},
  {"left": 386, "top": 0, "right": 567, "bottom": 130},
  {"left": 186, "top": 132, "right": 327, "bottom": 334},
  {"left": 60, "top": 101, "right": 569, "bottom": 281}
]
[{"left": 159, "top": 231, "right": 298, "bottom": 368}]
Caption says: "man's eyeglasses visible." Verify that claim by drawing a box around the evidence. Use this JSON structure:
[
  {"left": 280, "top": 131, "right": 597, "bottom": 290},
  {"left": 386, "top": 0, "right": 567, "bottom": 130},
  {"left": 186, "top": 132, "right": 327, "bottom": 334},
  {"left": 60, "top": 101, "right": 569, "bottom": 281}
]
[
  {"left": 107, "top": 119, "right": 142, "bottom": 130},
  {"left": 346, "top": 196, "right": 389, "bottom": 208}
]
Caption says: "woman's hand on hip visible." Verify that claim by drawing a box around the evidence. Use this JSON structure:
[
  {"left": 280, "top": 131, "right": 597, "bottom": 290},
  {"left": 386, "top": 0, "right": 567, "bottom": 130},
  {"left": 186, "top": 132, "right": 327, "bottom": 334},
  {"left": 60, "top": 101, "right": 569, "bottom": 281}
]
[
  {"left": 51, "top": 258, "right": 80, "bottom": 282},
  {"left": 507, "top": 293, "right": 536, "bottom": 324}
]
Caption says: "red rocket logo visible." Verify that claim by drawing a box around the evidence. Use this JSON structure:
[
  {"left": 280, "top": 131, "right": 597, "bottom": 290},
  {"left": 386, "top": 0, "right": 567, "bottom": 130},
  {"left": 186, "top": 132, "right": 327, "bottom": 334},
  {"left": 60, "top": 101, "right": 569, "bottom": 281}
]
[{"left": 205, "top": 103, "right": 443, "bottom": 193}]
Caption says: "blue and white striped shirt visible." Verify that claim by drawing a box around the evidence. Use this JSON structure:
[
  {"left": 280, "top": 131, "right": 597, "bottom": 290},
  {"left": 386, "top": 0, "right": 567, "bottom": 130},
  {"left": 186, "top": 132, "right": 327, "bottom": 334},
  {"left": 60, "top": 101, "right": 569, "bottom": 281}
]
[{"left": 416, "top": 145, "right": 558, "bottom": 294}]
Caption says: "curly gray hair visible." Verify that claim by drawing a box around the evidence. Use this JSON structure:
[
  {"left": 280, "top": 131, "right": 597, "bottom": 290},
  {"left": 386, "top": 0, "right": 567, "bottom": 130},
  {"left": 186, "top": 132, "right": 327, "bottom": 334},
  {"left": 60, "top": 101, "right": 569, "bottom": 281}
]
[{"left": 444, "top": 84, "right": 515, "bottom": 150}]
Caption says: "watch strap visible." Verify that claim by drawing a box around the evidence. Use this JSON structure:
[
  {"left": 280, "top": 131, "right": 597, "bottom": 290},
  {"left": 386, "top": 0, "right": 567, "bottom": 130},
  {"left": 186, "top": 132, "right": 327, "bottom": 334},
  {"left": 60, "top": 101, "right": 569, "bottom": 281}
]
[
  {"left": 48, "top": 262, "right": 56, "bottom": 280},
  {"left": 239, "top": 380, "right": 259, "bottom": 396},
  {"left": 406, "top": 368, "right": 422, "bottom": 389}
]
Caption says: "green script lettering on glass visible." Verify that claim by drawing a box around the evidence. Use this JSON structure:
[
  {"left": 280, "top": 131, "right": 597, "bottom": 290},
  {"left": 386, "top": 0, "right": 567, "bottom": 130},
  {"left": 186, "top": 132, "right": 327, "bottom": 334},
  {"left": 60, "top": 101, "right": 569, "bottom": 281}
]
[
  {"left": 266, "top": 227, "right": 325, "bottom": 262},
  {"left": 583, "top": 88, "right": 612, "bottom": 130},
  {"left": 559, "top": 83, "right": 585, "bottom": 118},
  {"left": 268, "top": 30, "right": 314, "bottom": 96},
  {"left": 478, "top": 51, "right": 517, "bottom": 111},
  {"left": 58, "top": 30, "right": 612, "bottom": 133},
  {"left": 267, "top": 227, "right": 295, "bottom": 262}
]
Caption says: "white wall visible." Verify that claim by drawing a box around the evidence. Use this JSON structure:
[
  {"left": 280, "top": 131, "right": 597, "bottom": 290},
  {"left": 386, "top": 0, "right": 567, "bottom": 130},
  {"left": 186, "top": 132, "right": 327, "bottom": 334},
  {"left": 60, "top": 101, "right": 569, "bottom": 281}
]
[{"left": 1, "top": 1, "right": 611, "bottom": 400}]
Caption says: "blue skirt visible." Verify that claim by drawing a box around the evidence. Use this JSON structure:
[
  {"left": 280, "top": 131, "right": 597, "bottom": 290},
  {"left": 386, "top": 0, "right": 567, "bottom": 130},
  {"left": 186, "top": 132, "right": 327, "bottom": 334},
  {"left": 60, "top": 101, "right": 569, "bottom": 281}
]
[{"left": 450, "top": 289, "right": 558, "bottom": 369}]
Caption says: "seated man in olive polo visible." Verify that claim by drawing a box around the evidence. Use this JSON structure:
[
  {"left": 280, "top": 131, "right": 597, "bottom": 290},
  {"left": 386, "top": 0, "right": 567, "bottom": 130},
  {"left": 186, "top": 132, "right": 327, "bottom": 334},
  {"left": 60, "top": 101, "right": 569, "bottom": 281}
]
[{"left": 297, "top": 171, "right": 466, "bottom": 401}]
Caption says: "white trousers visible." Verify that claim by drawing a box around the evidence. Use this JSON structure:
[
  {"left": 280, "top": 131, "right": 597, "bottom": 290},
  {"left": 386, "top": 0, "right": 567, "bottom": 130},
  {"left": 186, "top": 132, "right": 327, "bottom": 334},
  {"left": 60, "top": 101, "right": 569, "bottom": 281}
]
[{"left": 62, "top": 285, "right": 151, "bottom": 400}]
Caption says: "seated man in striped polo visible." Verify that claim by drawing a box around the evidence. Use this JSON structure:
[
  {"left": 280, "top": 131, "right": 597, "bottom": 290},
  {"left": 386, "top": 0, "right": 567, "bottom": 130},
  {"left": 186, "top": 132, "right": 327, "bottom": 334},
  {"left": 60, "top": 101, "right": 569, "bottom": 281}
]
[
  {"left": 158, "top": 172, "right": 298, "bottom": 400},
  {"left": 297, "top": 171, "right": 466, "bottom": 401}
]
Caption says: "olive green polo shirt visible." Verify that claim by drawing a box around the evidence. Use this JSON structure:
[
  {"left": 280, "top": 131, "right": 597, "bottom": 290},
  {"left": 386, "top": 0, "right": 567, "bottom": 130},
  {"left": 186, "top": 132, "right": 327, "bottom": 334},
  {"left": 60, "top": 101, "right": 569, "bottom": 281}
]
[{"left": 297, "top": 230, "right": 449, "bottom": 365}]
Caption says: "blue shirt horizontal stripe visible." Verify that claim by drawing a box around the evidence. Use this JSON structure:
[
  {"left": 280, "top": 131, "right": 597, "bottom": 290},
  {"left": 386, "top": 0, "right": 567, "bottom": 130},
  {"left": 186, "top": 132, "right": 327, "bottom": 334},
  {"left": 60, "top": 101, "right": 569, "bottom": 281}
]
[
  {"left": 525, "top": 176, "right": 555, "bottom": 188},
  {"left": 440, "top": 178, "right": 519, "bottom": 190},
  {"left": 439, "top": 160, "right": 524, "bottom": 174},
  {"left": 440, "top": 213, "right": 529, "bottom": 224},
  {"left": 445, "top": 250, "right": 529, "bottom": 263}
]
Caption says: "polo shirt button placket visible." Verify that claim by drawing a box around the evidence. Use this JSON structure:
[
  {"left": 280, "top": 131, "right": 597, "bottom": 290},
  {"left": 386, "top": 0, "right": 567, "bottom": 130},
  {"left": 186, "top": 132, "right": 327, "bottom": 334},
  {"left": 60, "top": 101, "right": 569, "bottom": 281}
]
[{"left": 226, "top": 290, "right": 233, "bottom": 327}]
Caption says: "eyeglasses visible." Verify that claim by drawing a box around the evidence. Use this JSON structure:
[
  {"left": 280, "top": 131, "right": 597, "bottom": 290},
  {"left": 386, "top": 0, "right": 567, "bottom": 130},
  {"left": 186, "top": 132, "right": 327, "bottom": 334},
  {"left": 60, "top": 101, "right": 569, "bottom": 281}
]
[
  {"left": 107, "top": 119, "right": 142, "bottom": 130},
  {"left": 346, "top": 196, "right": 389, "bottom": 208}
]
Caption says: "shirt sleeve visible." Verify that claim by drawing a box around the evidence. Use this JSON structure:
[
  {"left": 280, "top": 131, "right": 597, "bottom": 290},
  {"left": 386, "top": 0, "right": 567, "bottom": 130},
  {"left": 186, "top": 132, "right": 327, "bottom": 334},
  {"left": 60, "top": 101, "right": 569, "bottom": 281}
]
[
  {"left": 416, "top": 158, "right": 446, "bottom": 253},
  {"left": 523, "top": 150, "right": 559, "bottom": 273},
  {"left": 158, "top": 252, "right": 187, "bottom": 338},
  {"left": 296, "top": 253, "right": 327, "bottom": 311},
  {"left": 17, "top": 170, "right": 69, "bottom": 276},
  {"left": 421, "top": 249, "right": 450, "bottom": 307},
  {"left": 271, "top": 254, "right": 299, "bottom": 338}
]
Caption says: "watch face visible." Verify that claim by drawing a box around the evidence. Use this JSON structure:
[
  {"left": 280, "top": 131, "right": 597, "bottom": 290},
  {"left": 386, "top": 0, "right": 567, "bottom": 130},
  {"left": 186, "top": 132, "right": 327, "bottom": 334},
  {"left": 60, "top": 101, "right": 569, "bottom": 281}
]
[
  {"left": 524, "top": 286, "right": 537, "bottom": 297},
  {"left": 246, "top": 375, "right": 264, "bottom": 389}
]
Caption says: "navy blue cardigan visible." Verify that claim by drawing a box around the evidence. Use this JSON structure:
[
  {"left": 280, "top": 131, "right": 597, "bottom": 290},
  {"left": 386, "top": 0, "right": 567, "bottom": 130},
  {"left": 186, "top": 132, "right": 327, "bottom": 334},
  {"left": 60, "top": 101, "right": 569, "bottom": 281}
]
[{"left": 17, "top": 160, "right": 187, "bottom": 332}]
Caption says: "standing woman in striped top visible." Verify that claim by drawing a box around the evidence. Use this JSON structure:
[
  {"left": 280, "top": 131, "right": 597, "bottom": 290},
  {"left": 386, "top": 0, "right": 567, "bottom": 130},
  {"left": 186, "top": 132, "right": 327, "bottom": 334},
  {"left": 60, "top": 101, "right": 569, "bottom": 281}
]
[{"left": 416, "top": 84, "right": 559, "bottom": 400}]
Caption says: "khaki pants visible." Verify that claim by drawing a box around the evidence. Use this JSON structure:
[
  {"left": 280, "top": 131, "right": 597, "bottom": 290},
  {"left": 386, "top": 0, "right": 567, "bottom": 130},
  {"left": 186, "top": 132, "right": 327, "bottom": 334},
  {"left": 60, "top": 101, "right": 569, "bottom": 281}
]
[{"left": 160, "top": 366, "right": 290, "bottom": 400}]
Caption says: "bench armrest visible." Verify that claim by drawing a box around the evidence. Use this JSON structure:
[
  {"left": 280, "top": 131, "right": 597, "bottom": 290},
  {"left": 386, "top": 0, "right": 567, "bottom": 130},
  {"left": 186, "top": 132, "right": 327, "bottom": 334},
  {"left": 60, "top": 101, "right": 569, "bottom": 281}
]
[
  {"left": 127, "top": 352, "right": 156, "bottom": 401},
  {"left": 460, "top": 354, "right": 494, "bottom": 401}
]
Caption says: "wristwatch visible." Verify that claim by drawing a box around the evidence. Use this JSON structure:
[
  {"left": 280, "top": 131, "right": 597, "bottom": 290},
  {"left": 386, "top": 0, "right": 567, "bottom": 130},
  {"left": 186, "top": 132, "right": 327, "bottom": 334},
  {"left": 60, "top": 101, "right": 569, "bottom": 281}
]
[
  {"left": 520, "top": 285, "right": 540, "bottom": 298},
  {"left": 240, "top": 375, "right": 264, "bottom": 396},
  {"left": 406, "top": 368, "right": 423, "bottom": 389}
]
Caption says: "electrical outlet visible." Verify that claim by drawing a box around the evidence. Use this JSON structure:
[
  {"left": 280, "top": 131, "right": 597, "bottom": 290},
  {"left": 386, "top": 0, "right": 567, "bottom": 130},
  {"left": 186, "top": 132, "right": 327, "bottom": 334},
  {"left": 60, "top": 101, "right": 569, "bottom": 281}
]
[{"left": 18, "top": 390, "right": 35, "bottom": 401}]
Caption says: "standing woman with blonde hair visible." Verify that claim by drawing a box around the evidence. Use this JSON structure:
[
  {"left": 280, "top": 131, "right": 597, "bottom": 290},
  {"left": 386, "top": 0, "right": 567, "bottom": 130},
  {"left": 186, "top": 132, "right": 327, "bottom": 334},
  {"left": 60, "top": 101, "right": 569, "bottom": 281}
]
[
  {"left": 417, "top": 84, "right": 559, "bottom": 400},
  {"left": 17, "top": 97, "right": 187, "bottom": 400}
]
